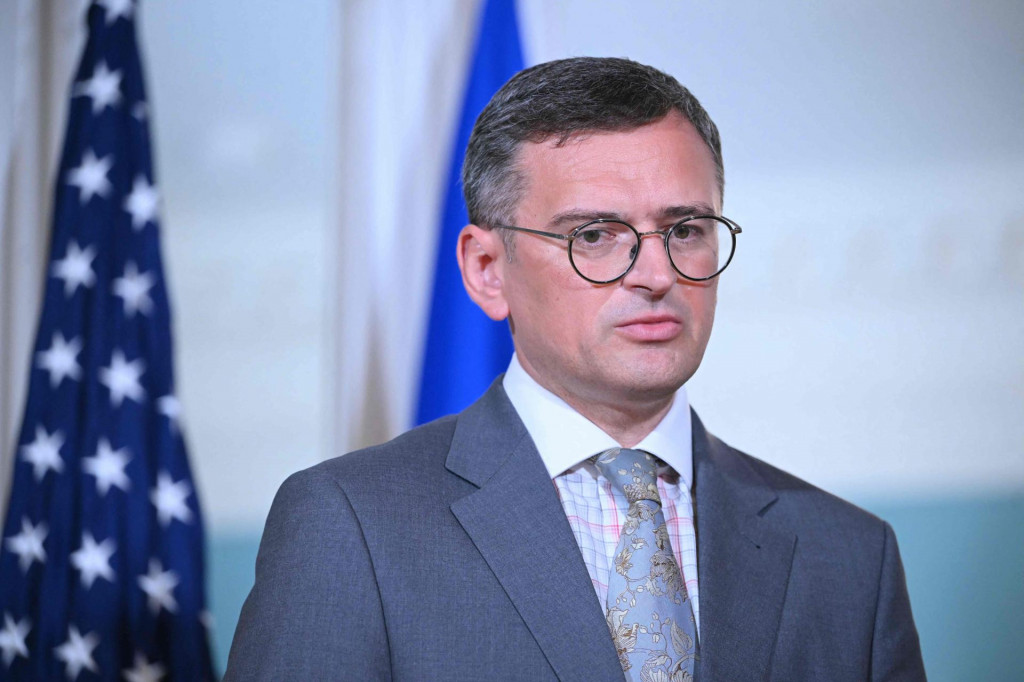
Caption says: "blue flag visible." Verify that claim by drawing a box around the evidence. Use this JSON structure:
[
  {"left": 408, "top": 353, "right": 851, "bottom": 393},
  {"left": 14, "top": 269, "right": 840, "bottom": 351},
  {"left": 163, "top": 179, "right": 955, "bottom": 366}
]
[
  {"left": 0, "top": 2, "right": 215, "bottom": 680},
  {"left": 415, "top": 0, "right": 525, "bottom": 425}
]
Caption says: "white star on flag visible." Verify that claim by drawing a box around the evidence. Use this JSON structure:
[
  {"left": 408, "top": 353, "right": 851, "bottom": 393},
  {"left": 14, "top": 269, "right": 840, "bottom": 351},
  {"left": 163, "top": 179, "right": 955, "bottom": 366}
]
[
  {"left": 99, "top": 349, "right": 146, "bottom": 407},
  {"left": 21, "top": 425, "right": 65, "bottom": 481},
  {"left": 70, "top": 532, "right": 117, "bottom": 589},
  {"left": 35, "top": 332, "right": 83, "bottom": 388},
  {"left": 138, "top": 559, "right": 179, "bottom": 615},
  {"left": 98, "top": 0, "right": 134, "bottom": 24},
  {"left": 199, "top": 610, "right": 215, "bottom": 631},
  {"left": 74, "top": 60, "right": 122, "bottom": 113},
  {"left": 4, "top": 518, "right": 47, "bottom": 573},
  {"left": 123, "top": 175, "right": 160, "bottom": 230},
  {"left": 0, "top": 613, "right": 30, "bottom": 667},
  {"left": 157, "top": 394, "right": 182, "bottom": 432},
  {"left": 132, "top": 101, "right": 148, "bottom": 121},
  {"left": 113, "top": 261, "right": 155, "bottom": 316},
  {"left": 66, "top": 148, "right": 113, "bottom": 203},
  {"left": 123, "top": 652, "right": 167, "bottom": 682},
  {"left": 51, "top": 240, "right": 97, "bottom": 296},
  {"left": 54, "top": 625, "right": 100, "bottom": 680},
  {"left": 83, "top": 438, "right": 132, "bottom": 495},
  {"left": 151, "top": 471, "right": 193, "bottom": 527}
]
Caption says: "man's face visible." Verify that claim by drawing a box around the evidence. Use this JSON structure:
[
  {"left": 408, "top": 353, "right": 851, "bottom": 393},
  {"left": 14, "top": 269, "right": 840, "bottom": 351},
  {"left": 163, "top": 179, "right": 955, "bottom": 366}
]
[{"left": 499, "top": 113, "right": 721, "bottom": 412}]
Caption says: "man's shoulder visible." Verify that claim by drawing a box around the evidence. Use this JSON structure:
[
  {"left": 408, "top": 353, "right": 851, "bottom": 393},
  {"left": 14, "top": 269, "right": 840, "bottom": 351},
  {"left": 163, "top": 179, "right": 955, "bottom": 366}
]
[
  {"left": 284, "top": 413, "right": 461, "bottom": 496},
  {"left": 707, "top": 429, "right": 889, "bottom": 538}
]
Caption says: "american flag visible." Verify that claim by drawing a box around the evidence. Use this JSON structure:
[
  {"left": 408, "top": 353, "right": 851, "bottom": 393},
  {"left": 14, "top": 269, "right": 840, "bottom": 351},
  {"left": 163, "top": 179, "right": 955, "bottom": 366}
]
[{"left": 0, "top": 1, "right": 215, "bottom": 680}]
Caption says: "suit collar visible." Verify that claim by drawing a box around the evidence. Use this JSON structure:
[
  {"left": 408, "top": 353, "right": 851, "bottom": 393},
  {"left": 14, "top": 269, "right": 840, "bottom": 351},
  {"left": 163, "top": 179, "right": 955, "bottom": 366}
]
[
  {"left": 446, "top": 380, "right": 625, "bottom": 681},
  {"left": 692, "top": 411, "right": 796, "bottom": 681},
  {"left": 444, "top": 376, "right": 530, "bottom": 488}
]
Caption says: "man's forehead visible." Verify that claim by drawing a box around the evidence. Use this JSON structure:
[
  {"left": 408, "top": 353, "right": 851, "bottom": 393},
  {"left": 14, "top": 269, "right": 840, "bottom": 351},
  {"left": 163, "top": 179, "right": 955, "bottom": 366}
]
[
  {"left": 524, "top": 112, "right": 696, "bottom": 148},
  {"left": 517, "top": 115, "right": 712, "bottom": 170},
  {"left": 513, "top": 115, "right": 722, "bottom": 219}
]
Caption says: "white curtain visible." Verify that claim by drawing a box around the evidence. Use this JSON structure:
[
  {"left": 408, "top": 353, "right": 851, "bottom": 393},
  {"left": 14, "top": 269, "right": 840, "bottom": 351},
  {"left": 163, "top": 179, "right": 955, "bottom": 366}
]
[
  {"left": 0, "top": 0, "right": 88, "bottom": 512},
  {"left": 328, "top": 0, "right": 479, "bottom": 456}
]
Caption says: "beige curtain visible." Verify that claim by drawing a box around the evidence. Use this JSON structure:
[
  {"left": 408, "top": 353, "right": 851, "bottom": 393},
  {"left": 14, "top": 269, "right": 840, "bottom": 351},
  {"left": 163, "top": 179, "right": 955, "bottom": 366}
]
[{"left": 0, "top": 0, "right": 87, "bottom": 513}]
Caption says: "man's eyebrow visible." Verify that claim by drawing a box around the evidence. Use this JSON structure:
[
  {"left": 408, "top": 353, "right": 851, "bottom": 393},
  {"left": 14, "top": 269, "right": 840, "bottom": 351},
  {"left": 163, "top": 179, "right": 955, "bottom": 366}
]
[
  {"left": 546, "top": 210, "right": 623, "bottom": 230},
  {"left": 546, "top": 204, "right": 720, "bottom": 230},
  {"left": 659, "top": 203, "right": 719, "bottom": 220}
]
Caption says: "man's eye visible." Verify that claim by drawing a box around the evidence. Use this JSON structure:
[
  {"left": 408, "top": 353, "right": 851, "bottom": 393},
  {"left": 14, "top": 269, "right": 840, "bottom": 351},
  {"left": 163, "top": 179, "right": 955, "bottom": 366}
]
[
  {"left": 670, "top": 224, "right": 693, "bottom": 240},
  {"left": 579, "top": 229, "right": 609, "bottom": 244}
]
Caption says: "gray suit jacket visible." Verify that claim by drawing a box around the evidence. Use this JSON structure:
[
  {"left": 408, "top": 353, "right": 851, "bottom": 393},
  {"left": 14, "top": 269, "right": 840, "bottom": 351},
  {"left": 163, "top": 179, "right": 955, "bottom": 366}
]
[{"left": 225, "top": 380, "right": 925, "bottom": 681}]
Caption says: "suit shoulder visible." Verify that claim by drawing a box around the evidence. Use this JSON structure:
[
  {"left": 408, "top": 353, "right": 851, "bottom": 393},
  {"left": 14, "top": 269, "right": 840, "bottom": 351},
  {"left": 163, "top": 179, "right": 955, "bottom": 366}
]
[
  {"left": 715, "top": 434, "right": 888, "bottom": 537},
  {"left": 294, "top": 413, "right": 459, "bottom": 490}
]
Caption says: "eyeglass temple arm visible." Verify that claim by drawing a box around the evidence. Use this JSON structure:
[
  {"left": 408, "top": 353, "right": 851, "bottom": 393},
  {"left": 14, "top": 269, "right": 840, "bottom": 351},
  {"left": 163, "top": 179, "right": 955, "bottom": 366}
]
[
  {"left": 682, "top": 214, "right": 743, "bottom": 236},
  {"left": 494, "top": 224, "right": 571, "bottom": 241},
  {"left": 717, "top": 216, "right": 742, "bottom": 235}
]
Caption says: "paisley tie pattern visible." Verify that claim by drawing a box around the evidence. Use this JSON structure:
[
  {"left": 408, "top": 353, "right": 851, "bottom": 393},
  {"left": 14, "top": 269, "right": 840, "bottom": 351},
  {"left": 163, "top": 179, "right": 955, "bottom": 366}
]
[{"left": 595, "top": 448, "right": 698, "bottom": 682}]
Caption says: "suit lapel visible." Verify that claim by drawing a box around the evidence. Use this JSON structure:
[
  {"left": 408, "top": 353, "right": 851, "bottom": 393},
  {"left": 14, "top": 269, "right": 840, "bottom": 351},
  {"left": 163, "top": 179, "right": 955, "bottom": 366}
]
[
  {"left": 692, "top": 412, "right": 796, "bottom": 681},
  {"left": 447, "top": 382, "right": 625, "bottom": 682}
]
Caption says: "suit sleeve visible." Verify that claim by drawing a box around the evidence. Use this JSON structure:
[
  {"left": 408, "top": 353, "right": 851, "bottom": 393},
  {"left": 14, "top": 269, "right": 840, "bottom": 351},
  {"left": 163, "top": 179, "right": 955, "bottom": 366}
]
[
  {"left": 870, "top": 522, "right": 927, "bottom": 681},
  {"left": 224, "top": 467, "right": 391, "bottom": 681}
]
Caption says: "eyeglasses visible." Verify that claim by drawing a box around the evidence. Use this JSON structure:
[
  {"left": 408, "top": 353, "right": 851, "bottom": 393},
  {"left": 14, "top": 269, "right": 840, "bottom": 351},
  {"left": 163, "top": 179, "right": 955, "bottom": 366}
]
[{"left": 494, "top": 215, "right": 742, "bottom": 284}]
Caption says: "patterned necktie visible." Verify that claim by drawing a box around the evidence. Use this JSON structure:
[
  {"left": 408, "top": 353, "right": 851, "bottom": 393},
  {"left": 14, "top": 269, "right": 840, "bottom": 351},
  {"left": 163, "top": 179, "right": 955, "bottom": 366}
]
[{"left": 595, "top": 447, "right": 698, "bottom": 682}]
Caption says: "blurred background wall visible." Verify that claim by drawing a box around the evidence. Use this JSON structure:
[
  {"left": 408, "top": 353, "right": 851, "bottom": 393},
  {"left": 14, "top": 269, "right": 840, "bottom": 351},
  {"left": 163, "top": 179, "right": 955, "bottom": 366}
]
[{"left": 2, "top": 0, "right": 1022, "bottom": 678}]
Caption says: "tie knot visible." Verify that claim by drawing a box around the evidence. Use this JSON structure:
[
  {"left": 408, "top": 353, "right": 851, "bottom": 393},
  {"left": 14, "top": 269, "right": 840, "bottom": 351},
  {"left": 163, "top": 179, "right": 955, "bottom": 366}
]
[{"left": 594, "top": 448, "right": 661, "bottom": 506}]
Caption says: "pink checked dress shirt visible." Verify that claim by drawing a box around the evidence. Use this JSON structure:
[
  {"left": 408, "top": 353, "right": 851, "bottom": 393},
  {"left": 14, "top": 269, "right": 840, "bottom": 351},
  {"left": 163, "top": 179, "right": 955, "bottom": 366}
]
[{"left": 502, "top": 355, "right": 700, "bottom": 634}]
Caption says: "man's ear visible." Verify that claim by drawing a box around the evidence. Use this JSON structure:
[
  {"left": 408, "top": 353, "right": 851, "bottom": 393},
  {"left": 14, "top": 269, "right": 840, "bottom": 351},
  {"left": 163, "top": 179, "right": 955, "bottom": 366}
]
[{"left": 457, "top": 224, "right": 509, "bottom": 321}]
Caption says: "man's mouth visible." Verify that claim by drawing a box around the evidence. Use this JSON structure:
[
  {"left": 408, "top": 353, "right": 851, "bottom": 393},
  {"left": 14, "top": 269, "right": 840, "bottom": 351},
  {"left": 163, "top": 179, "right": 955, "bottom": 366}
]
[{"left": 614, "top": 314, "right": 683, "bottom": 342}]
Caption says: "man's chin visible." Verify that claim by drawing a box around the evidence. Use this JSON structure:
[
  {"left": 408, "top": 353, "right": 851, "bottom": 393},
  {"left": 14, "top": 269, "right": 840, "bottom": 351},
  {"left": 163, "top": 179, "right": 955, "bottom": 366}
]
[
  {"left": 609, "top": 363, "right": 693, "bottom": 402},
  {"left": 620, "top": 343, "right": 696, "bottom": 375}
]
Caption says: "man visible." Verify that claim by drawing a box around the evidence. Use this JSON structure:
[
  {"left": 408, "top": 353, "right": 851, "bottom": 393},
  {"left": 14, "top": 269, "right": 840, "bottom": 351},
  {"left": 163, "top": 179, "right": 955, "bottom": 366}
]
[{"left": 226, "top": 58, "right": 925, "bottom": 681}]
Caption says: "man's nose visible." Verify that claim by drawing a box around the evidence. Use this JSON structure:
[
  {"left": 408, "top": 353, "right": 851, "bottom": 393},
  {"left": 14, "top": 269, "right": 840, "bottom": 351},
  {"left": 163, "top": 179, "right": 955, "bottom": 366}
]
[{"left": 621, "top": 232, "right": 677, "bottom": 294}]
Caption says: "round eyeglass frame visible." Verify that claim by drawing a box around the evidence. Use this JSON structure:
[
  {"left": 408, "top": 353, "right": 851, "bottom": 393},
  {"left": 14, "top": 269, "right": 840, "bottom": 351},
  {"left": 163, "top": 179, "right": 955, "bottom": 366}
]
[{"left": 494, "top": 215, "right": 742, "bottom": 284}]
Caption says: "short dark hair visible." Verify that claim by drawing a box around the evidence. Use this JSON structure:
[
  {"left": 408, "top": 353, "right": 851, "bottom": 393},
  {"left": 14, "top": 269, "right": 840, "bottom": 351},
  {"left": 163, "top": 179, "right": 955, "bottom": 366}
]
[{"left": 463, "top": 57, "right": 724, "bottom": 239}]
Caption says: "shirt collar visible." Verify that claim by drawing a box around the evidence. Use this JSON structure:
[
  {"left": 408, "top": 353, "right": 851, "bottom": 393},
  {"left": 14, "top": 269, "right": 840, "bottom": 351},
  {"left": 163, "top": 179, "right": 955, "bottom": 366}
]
[{"left": 502, "top": 354, "right": 693, "bottom": 488}]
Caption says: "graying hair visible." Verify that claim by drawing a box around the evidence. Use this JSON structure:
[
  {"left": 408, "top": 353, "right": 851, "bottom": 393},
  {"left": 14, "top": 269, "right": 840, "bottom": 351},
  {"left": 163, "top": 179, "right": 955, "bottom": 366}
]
[{"left": 462, "top": 57, "right": 724, "bottom": 254}]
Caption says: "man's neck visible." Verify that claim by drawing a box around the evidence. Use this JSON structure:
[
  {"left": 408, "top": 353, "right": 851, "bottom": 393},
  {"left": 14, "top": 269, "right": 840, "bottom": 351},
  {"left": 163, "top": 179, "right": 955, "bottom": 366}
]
[
  {"left": 557, "top": 391, "right": 674, "bottom": 448},
  {"left": 515, "top": 354, "right": 676, "bottom": 448}
]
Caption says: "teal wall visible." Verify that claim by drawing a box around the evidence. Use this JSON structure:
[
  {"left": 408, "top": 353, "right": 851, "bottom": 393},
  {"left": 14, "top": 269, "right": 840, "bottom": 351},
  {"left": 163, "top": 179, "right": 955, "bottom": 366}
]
[
  {"left": 862, "top": 494, "right": 1024, "bottom": 682},
  {"left": 207, "top": 492, "right": 1024, "bottom": 681}
]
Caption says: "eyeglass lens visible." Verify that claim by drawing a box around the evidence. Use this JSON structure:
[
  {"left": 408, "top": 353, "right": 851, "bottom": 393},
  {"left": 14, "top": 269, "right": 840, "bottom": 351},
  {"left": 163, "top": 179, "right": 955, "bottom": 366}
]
[{"left": 568, "top": 217, "right": 733, "bottom": 282}]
